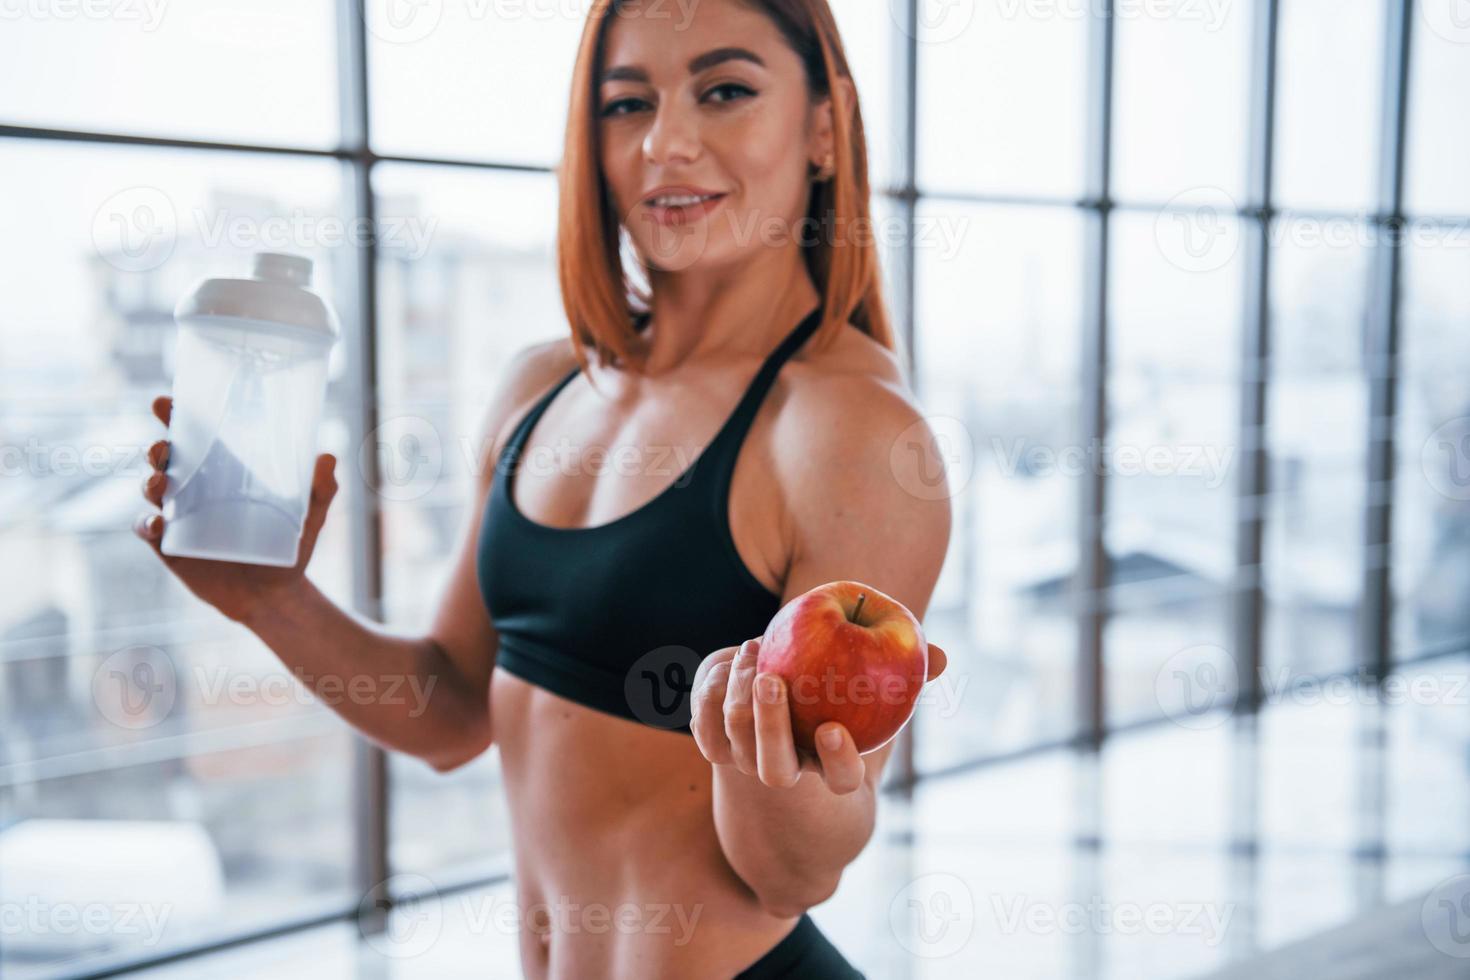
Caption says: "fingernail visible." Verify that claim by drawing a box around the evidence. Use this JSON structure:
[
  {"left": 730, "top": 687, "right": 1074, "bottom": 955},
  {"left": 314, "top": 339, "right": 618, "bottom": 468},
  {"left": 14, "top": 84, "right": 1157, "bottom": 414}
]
[
  {"left": 758, "top": 675, "right": 783, "bottom": 703},
  {"left": 820, "top": 727, "right": 842, "bottom": 750}
]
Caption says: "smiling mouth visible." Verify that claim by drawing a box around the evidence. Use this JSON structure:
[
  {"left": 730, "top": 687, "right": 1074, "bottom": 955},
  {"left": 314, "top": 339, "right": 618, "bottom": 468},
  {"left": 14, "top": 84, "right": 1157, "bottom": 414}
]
[{"left": 643, "top": 193, "right": 728, "bottom": 227}]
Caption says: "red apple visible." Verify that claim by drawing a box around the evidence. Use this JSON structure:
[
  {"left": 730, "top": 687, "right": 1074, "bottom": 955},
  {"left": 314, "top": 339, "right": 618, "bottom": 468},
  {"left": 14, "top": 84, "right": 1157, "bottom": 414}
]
[{"left": 757, "top": 580, "right": 929, "bottom": 755}]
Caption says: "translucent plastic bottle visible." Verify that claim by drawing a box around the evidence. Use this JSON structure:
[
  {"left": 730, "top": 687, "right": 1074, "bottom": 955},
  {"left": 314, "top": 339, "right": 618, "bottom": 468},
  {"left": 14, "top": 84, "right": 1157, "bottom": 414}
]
[{"left": 160, "top": 252, "right": 340, "bottom": 566}]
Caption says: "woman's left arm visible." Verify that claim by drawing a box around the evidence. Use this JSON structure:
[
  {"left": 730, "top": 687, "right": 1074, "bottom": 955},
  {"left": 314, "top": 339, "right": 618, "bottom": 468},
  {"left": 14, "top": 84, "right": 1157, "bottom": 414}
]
[{"left": 690, "top": 374, "right": 954, "bottom": 918}]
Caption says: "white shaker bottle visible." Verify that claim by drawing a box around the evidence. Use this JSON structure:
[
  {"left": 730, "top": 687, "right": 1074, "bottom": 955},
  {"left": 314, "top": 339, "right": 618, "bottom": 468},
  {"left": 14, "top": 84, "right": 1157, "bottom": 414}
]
[{"left": 160, "top": 251, "right": 340, "bottom": 566}]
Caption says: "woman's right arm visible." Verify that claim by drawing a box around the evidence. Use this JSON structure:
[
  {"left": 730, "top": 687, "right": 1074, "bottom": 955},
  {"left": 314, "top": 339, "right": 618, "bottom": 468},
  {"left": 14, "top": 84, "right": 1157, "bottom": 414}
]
[{"left": 135, "top": 338, "right": 580, "bottom": 772}]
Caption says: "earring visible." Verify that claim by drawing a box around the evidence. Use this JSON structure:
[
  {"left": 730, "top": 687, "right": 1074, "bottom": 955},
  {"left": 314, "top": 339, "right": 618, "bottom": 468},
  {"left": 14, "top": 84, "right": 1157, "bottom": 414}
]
[{"left": 813, "top": 151, "right": 835, "bottom": 182}]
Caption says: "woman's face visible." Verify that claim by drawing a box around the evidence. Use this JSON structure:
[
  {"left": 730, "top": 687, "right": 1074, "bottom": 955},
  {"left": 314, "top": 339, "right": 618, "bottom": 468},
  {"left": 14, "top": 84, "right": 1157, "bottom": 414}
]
[{"left": 596, "top": 0, "right": 832, "bottom": 274}]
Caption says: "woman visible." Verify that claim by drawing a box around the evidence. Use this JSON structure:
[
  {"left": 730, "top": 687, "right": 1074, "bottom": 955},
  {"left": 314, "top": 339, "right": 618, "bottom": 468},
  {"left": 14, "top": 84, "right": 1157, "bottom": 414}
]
[{"left": 135, "top": 1, "right": 952, "bottom": 976}]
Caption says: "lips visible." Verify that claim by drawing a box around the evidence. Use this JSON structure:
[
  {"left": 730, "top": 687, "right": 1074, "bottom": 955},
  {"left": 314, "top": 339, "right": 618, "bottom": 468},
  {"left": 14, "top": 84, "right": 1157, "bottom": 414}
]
[
  {"left": 646, "top": 191, "right": 722, "bottom": 207},
  {"left": 642, "top": 191, "right": 728, "bottom": 228}
]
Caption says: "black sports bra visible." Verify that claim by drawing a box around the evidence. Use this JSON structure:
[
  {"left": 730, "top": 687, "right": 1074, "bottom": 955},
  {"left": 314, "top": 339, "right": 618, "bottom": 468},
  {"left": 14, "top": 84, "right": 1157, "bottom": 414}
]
[{"left": 475, "top": 306, "right": 824, "bottom": 733}]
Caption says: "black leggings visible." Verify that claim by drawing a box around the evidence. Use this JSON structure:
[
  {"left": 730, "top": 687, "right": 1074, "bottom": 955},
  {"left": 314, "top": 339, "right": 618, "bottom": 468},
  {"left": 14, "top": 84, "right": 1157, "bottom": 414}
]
[{"left": 733, "top": 913, "right": 865, "bottom": 979}]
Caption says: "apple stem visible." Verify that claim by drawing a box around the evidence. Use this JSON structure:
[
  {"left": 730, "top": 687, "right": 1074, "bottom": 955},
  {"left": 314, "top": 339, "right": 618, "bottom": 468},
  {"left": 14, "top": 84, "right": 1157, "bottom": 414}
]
[{"left": 852, "top": 592, "right": 867, "bottom": 624}]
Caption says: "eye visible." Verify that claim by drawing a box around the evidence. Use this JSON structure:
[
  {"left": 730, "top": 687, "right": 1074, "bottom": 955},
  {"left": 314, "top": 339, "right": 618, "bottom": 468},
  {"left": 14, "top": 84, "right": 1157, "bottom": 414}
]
[
  {"left": 703, "top": 82, "right": 755, "bottom": 105},
  {"left": 601, "top": 97, "right": 651, "bottom": 118}
]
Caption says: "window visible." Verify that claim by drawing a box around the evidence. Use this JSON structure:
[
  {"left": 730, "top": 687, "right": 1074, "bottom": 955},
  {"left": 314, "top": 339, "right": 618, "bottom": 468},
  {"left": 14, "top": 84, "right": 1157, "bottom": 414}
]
[
  {"left": 1262, "top": 221, "right": 1370, "bottom": 679},
  {"left": 1111, "top": 4, "right": 1251, "bottom": 204},
  {"left": 913, "top": 203, "right": 1086, "bottom": 765},
  {"left": 371, "top": 163, "right": 565, "bottom": 881},
  {"left": 0, "top": 140, "right": 360, "bottom": 975},
  {"left": 0, "top": 1, "right": 340, "bottom": 148},
  {"left": 1273, "top": 0, "right": 1385, "bottom": 212},
  {"left": 4, "top": 1, "right": 1468, "bottom": 975},
  {"left": 918, "top": 3, "right": 1087, "bottom": 198},
  {"left": 367, "top": 6, "right": 583, "bottom": 166},
  {"left": 1405, "top": 4, "right": 1470, "bottom": 215},
  {"left": 1393, "top": 228, "right": 1470, "bottom": 661},
  {"left": 1105, "top": 209, "right": 1242, "bottom": 725}
]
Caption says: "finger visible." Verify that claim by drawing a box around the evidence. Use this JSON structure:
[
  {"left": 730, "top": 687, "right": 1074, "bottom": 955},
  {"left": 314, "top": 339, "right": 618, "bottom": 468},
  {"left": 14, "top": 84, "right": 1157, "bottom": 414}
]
[
  {"left": 298, "top": 454, "right": 339, "bottom": 561},
  {"left": 309, "top": 453, "right": 338, "bottom": 508},
  {"left": 692, "top": 645, "right": 737, "bottom": 696},
  {"left": 753, "top": 672, "right": 801, "bottom": 788},
  {"left": 812, "top": 722, "right": 864, "bottom": 795},
  {"left": 152, "top": 395, "right": 172, "bottom": 427},
  {"left": 147, "top": 439, "right": 170, "bottom": 471},
  {"left": 722, "top": 638, "right": 761, "bottom": 776},
  {"left": 142, "top": 469, "right": 166, "bottom": 507},
  {"left": 132, "top": 511, "right": 168, "bottom": 559},
  {"left": 925, "top": 642, "right": 948, "bottom": 682},
  {"left": 691, "top": 658, "right": 735, "bottom": 766}
]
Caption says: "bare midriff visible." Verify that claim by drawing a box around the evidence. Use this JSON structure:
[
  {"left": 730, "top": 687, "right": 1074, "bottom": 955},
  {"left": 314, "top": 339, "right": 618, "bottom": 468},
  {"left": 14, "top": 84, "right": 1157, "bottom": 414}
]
[{"left": 488, "top": 669, "right": 801, "bottom": 980}]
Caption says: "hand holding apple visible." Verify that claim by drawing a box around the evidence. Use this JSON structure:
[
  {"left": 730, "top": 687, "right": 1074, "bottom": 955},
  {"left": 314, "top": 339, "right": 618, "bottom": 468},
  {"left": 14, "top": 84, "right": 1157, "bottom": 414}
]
[
  {"left": 690, "top": 581, "right": 946, "bottom": 794},
  {"left": 757, "top": 580, "right": 938, "bottom": 755}
]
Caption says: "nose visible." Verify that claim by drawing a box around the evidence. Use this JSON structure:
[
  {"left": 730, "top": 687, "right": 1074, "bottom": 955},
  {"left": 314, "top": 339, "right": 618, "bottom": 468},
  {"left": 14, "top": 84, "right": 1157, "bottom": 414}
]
[{"left": 642, "top": 97, "right": 702, "bottom": 169}]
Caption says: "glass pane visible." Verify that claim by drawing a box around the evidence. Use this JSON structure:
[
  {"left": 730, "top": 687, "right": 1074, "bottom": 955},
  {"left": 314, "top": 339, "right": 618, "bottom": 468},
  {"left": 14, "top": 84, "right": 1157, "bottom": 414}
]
[
  {"left": 0, "top": 140, "right": 360, "bottom": 977},
  {"left": 913, "top": 203, "right": 1085, "bottom": 770},
  {"left": 1384, "top": 655, "right": 1470, "bottom": 859},
  {"left": 0, "top": 139, "right": 357, "bottom": 628},
  {"left": 368, "top": 4, "right": 585, "bottom": 165},
  {"left": 0, "top": 739, "right": 356, "bottom": 980},
  {"left": 373, "top": 163, "right": 565, "bottom": 878},
  {"left": 1262, "top": 218, "right": 1370, "bottom": 681},
  {"left": 1111, "top": 3, "right": 1252, "bottom": 204},
  {"left": 0, "top": 1, "right": 339, "bottom": 148},
  {"left": 917, "top": 1, "right": 1087, "bottom": 198},
  {"left": 1105, "top": 209, "right": 1244, "bottom": 726},
  {"left": 0, "top": 143, "right": 364, "bottom": 980},
  {"left": 367, "top": 4, "right": 891, "bottom": 176},
  {"left": 1392, "top": 223, "right": 1470, "bottom": 660},
  {"left": 1255, "top": 703, "right": 1362, "bottom": 948},
  {"left": 830, "top": 0, "right": 896, "bottom": 192},
  {"left": 1106, "top": 592, "right": 1234, "bottom": 727},
  {"left": 1258, "top": 702, "right": 1360, "bottom": 852},
  {"left": 1273, "top": 0, "right": 1385, "bottom": 212},
  {"left": 1406, "top": 2, "right": 1470, "bottom": 215}
]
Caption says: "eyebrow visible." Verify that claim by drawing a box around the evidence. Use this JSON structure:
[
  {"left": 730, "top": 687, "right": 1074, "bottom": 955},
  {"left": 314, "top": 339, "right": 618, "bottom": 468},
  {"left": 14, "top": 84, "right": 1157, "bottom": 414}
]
[{"left": 600, "top": 47, "right": 766, "bottom": 85}]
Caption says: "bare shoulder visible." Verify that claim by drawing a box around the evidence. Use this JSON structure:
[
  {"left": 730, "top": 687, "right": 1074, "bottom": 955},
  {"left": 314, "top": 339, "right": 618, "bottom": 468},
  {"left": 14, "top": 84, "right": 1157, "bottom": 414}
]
[
  {"left": 767, "top": 322, "right": 951, "bottom": 585},
  {"left": 803, "top": 319, "right": 907, "bottom": 385},
  {"left": 471, "top": 336, "right": 582, "bottom": 488},
  {"left": 777, "top": 322, "right": 919, "bottom": 448},
  {"left": 769, "top": 322, "right": 947, "bottom": 509},
  {"left": 502, "top": 336, "right": 582, "bottom": 401}
]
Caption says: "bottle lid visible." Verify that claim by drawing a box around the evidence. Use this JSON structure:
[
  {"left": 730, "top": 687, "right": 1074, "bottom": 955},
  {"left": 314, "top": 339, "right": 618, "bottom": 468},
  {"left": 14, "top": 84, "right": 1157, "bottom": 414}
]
[
  {"left": 174, "top": 251, "right": 340, "bottom": 344},
  {"left": 253, "top": 251, "right": 313, "bottom": 287}
]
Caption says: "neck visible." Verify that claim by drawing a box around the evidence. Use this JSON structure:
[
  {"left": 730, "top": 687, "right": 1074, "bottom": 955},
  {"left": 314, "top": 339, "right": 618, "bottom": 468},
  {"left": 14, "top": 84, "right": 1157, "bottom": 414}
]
[{"left": 633, "top": 246, "right": 823, "bottom": 376}]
